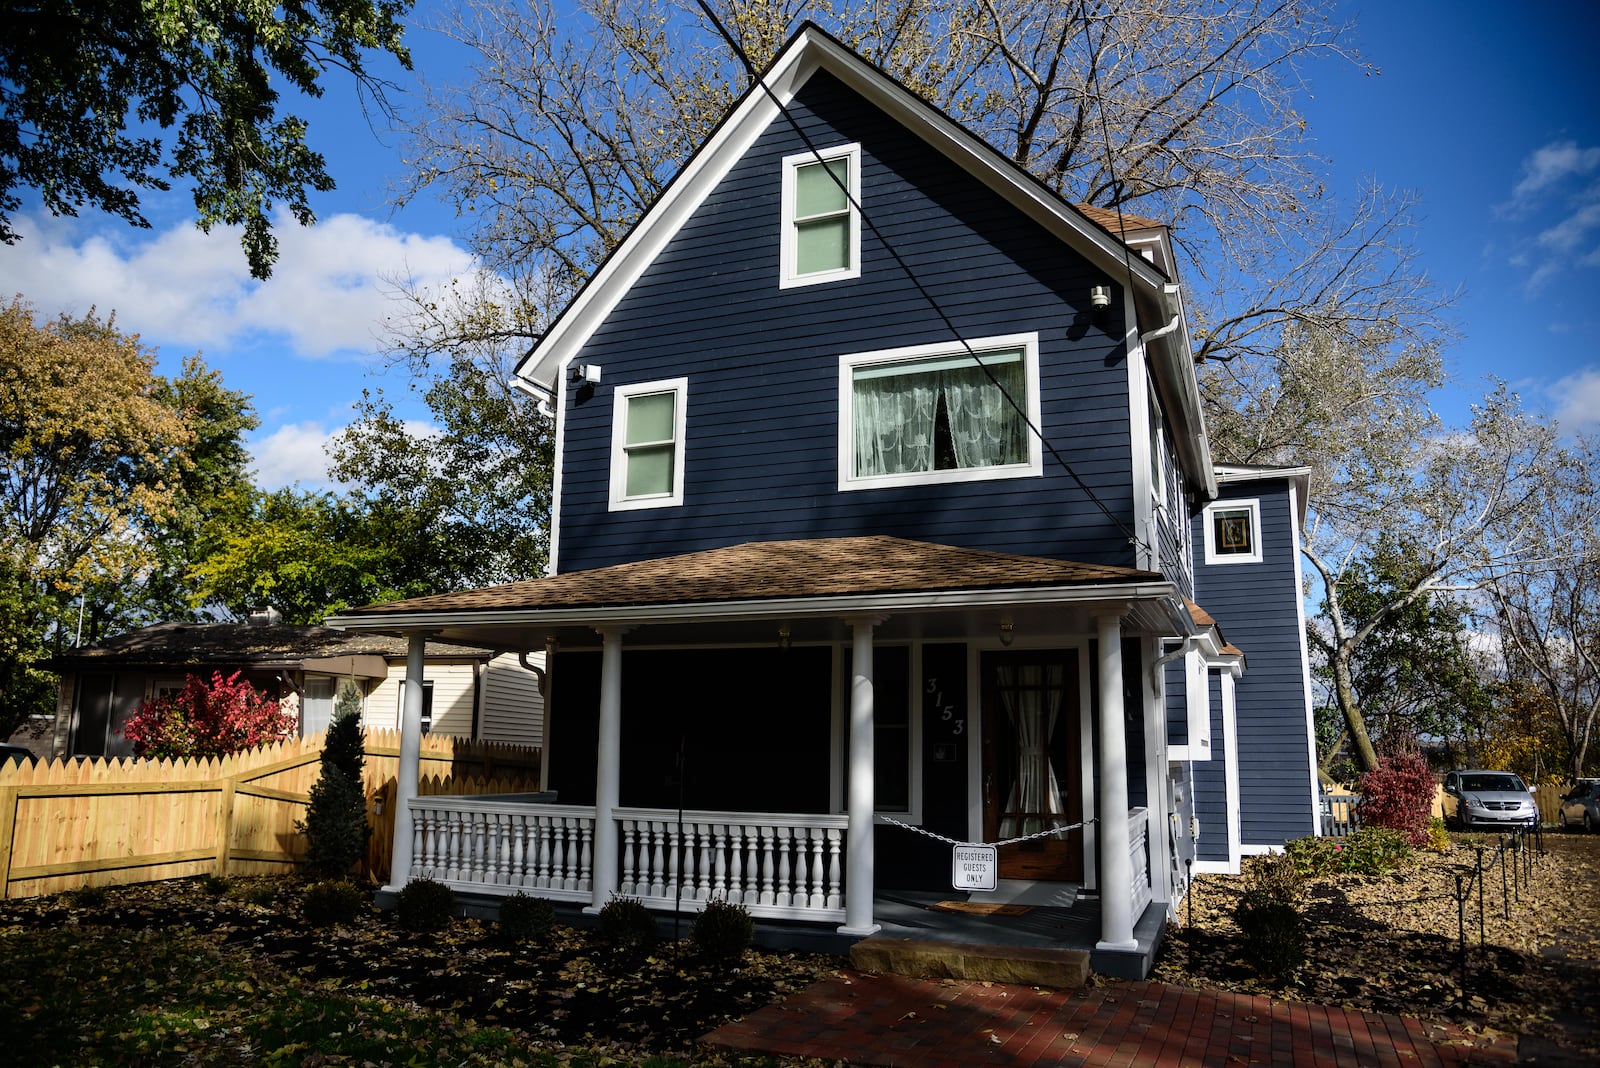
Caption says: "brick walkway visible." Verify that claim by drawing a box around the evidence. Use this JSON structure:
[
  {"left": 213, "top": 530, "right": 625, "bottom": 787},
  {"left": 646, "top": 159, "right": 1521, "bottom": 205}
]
[{"left": 702, "top": 971, "right": 1517, "bottom": 1067}]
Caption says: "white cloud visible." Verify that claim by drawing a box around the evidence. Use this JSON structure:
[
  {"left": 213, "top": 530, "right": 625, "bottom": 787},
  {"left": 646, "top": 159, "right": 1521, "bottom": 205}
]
[
  {"left": 1509, "top": 140, "right": 1600, "bottom": 207},
  {"left": 0, "top": 210, "right": 477, "bottom": 359},
  {"left": 1535, "top": 201, "right": 1600, "bottom": 254},
  {"left": 1550, "top": 367, "right": 1600, "bottom": 435},
  {"left": 250, "top": 423, "right": 338, "bottom": 490}
]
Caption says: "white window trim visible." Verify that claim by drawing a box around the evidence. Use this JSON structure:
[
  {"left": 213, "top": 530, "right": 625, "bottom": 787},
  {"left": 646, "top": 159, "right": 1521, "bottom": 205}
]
[
  {"left": 608, "top": 377, "right": 688, "bottom": 511},
  {"left": 1202, "top": 497, "right": 1263, "bottom": 565},
  {"left": 836, "top": 332, "right": 1044, "bottom": 491},
  {"left": 779, "top": 143, "right": 861, "bottom": 288}
]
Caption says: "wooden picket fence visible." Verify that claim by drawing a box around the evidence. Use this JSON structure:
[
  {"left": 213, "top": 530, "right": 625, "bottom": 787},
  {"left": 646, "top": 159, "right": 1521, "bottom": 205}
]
[{"left": 0, "top": 731, "right": 541, "bottom": 898}]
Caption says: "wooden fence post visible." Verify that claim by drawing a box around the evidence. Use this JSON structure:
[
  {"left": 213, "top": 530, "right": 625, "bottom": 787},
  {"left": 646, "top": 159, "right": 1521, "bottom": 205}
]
[
  {"left": 0, "top": 781, "right": 16, "bottom": 900},
  {"left": 214, "top": 777, "right": 237, "bottom": 877}
]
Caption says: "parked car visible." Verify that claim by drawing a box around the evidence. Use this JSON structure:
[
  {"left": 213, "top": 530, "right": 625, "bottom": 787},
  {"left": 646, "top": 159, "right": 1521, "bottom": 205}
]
[
  {"left": 0, "top": 742, "right": 36, "bottom": 766},
  {"left": 1558, "top": 780, "right": 1600, "bottom": 833},
  {"left": 1441, "top": 769, "right": 1538, "bottom": 831}
]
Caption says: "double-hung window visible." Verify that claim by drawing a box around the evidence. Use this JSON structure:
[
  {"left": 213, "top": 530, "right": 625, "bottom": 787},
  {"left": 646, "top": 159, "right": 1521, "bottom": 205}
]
[
  {"left": 609, "top": 378, "right": 688, "bottom": 510},
  {"left": 1203, "top": 498, "right": 1262, "bottom": 564},
  {"left": 838, "top": 333, "right": 1042, "bottom": 490},
  {"left": 780, "top": 144, "right": 860, "bottom": 287}
]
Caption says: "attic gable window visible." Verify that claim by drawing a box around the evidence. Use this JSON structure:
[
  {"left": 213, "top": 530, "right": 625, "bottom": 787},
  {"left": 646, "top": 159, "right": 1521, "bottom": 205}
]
[
  {"left": 837, "top": 333, "right": 1043, "bottom": 490},
  {"left": 780, "top": 144, "right": 861, "bottom": 287},
  {"left": 1203, "top": 499, "right": 1262, "bottom": 565},
  {"left": 609, "top": 378, "right": 688, "bottom": 511}
]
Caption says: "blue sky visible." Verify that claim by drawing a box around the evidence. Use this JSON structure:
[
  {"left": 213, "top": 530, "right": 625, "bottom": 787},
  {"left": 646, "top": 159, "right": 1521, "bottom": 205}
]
[{"left": 0, "top": 0, "right": 1595, "bottom": 489}]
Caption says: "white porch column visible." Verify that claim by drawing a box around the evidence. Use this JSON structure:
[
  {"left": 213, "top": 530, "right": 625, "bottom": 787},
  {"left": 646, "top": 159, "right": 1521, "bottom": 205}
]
[
  {"left": 839, "top": 615, "right": 882, "bottom": 936},
  {"left": 385, "top": 630, "right": 430, "bottom": 892},
  {"left": 587, "top": 625, "right": 628, "bottom": 912},
  {"left": 1095, "top": 609, "right": 1137, "bottom": 951}
]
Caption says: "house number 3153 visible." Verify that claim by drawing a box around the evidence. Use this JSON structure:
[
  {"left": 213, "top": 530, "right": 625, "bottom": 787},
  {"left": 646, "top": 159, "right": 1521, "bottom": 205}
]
[{"left": 924, "top": 677, "right": 964, "bottom": 736}]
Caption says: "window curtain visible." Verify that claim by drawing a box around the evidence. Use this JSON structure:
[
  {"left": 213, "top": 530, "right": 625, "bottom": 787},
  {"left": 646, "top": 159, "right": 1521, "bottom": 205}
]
[
  {"left": 996, "top": 663, "right": 1066, "bottom": 838},
  {"left": 852, "top": 357, "right": 1025, "bottom": 476}
]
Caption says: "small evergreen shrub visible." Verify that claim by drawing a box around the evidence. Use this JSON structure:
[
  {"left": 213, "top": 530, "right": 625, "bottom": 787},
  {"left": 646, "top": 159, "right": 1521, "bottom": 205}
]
[
  {"left": 299, "top": 682, "right": 370, "bottom": 878},
  {"left": 396, "top": 877, "right": 456, "bottom": 932},
  {"left": 1355, "top": 744, "right": 1436, "bottom": 847},
  {"left": 499, "top": 892, "right": 557, "bottom": 943},
  {"left": 692, "top": 898, "right": 754, "bottom": 965},
  {"left": 302, "top": 879, "right": 367, "bottom": 926},
  {"left": 1235, "top": 853, "right": 1305, "bottom": 979},
  {"left": 200, "top": 873, "right": 231, "bottom": 896},
  {"left": 597, "top": 895, "right": 657, "bottom": 958},
  {"left": 1424, "top": 816, "right": 1452, "bottom": 854}
]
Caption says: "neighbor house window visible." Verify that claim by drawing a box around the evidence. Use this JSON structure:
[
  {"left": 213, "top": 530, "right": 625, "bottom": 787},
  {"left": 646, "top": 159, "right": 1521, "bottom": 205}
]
[
  {"left": 780, "top": 144, "right": 861, "bottom": 287},
  {"left": 609, "top": 378, "right": 688, "bottom": 510},
  {"left": 1203, "top": 499, "right": 1262, "bottom": 565},
  {"left": 837, "top": 333, "right": 1042, "bottom": 490}
]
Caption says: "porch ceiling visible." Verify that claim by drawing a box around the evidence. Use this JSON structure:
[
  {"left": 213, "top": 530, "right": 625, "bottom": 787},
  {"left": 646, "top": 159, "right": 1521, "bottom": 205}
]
[{"left": 326, "top": 536, "right": 1194, "bottom": 651}]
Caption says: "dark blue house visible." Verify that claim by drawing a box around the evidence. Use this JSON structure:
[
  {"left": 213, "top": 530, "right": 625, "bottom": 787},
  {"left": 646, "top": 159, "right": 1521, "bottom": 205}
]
[{"left": 331, "top": 25, "right": 1318, "bottom": 978}]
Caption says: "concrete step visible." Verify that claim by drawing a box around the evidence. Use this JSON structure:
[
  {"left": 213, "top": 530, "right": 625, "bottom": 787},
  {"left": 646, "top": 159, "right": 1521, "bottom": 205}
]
[{"left": 848, "top": 936, "right": 1091, "bottom": 988}]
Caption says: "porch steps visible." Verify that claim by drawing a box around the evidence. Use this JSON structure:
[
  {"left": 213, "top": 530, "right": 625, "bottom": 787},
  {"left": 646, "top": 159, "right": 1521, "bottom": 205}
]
[{"left": 848, "top": 936, "right": 1090, "bottom": 989}]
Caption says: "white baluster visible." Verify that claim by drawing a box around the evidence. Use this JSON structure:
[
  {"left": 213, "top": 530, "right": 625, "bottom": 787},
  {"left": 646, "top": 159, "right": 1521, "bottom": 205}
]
[
  {"left": 809, "top": 828, "right": 827, "bottom": 909},
  {"left": 535, "top": 816, "right": 551, "bottom": 889},
  {"left": 411, "top": 810, "right": 427, "bottom": 879},
  {"left": 621, "top": 820, "right": 638, "bottom": 896},
  {"left": 445, "top": 811, "right": 462, "bottom": 881},
  {"left": 712, "top": 824, "right": 728, "bottom": 899},
  {"left": 775, "top": 827, "right": 793, "bottom": 907},
  {"left": 551, "top": 818, "right": 569, "bottom": 890},
  {"left": 511, "top": 813, "right": 527, "bottom": 885},
  {"left": 697, "top": 823, "right": 714, "bottom": 901},
  {"left": 666, "top": 822, "right": 682, "bottom": 900},
  {"left": 649, "top": 822, "right": 666, "bottom": 898},
  {"left": 579, "top": 818, "right": 593, "bottom": 892},
  {"left": 759, "top": 826, "right": 776, "bottom": 906},
  {"left": 726, "top": 825, "right": 744, "bottom": 903},
  {"left": 826, "top": 828, "right": 843, "bottom": 910}
]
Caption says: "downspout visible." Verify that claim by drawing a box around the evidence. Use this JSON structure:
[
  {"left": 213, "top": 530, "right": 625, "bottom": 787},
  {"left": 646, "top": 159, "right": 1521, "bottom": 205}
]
[
  {"left": 1149, "top": 634, "right": 1204, "bottom": 691},
  {"left": 1139, "top": 312, "right": 1182, "bottom": 347}
]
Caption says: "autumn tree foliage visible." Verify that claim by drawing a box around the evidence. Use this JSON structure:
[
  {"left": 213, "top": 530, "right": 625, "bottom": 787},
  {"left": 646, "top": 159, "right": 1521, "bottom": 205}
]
[
  {"left": 121, "top": 671, "right": 295, "bottom": 760},
  {"left": 1354, "top": 744, "right": 1436, "bottom": 847}
]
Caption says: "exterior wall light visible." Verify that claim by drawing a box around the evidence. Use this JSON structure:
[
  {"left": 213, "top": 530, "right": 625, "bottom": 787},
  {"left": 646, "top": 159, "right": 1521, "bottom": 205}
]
[{"left": 998, "top": 616, "right": 1015, "bottom": 646}]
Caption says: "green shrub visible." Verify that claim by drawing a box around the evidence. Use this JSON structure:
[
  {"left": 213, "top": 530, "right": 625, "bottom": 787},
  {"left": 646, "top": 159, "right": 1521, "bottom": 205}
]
[
  {"left": 301, "top": 879, "right": 368, "bottom": 926},
  {"left": 597, "top": 895, "right": 657, "bottom": 958},
  {"left": 299, "top": 684, "right": 370, "bottom": 878},
  {"left": 200, "top": 873, "right": 231, "bottom": 896},
  {"left": 692, "top": 898, "right": 754, "bottom": 965},
  {"left": 1424, "top": 816, "right": 1452, "bottom": 854},
  {"left": 1235, "top": 853, "right": 1304, "bottom": 979},
  {"left": 71, "top": 883, "right": 108, "bottom": 909},
  {"left": 396, "top": 877, "right": 456, "bottom": 932},
  {"left": 498, "top": 892, "right": 556, "bottom": 943},
  {"left": 1284, "top": 827, "right": 1413, "bottom": 878},
  {"left": 241, "top": 881, "right": 279, "bottom": 908}
]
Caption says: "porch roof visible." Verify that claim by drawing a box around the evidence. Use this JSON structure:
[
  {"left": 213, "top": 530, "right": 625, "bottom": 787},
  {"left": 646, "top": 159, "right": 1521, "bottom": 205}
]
[{"left": 327, "top": 537, "right": 1199, "bottom": 648}]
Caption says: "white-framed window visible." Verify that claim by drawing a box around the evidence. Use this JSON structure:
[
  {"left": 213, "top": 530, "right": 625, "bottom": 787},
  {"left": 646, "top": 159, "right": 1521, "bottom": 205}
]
[
  {"left": 837, "top": 332, "right": 1043, "bottom": 491},
  {"left": 1203, "top": 498, "right": 1263, "bottom": 565},
  {"left": 780, "top": 143, "right": 861, "bottom": 288},
  {"left": 609, "top": 378, "right": 688, "bottom": 511},
  {"left": 1148, "top": 383, "right": 1167, "bottom": 510}
]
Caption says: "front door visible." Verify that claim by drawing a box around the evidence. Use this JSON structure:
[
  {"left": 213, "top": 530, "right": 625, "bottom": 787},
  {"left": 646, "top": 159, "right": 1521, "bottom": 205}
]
[{"left": 981, "top": 650, "right": 1083, "bottom": 881}]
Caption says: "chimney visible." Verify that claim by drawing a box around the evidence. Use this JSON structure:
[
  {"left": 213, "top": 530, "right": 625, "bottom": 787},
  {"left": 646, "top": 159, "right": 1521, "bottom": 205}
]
[{"left": 247, "top": 606, "right": 284, "bottom": 627}]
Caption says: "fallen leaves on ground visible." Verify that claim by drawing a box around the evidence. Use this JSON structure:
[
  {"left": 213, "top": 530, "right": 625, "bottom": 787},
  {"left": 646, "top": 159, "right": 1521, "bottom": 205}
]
[{"left": 1150, "top": 829, "right": 1600, "bottom": 1061}]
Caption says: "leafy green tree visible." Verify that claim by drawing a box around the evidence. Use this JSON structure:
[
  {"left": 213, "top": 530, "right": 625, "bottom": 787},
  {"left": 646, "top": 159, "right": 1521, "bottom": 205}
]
[
  {"left": 0, "top": 0, "right": 413, "bottom": 278},
  {"left": 189, "top": 487, "right": 428, "bottom": 623},
  {"left": 301, "top": 681, "right": 370, "bottom": 878}
]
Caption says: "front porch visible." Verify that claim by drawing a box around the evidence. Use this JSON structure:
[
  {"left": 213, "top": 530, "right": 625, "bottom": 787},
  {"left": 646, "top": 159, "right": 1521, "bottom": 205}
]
[{"left": 390, "top": 792, "right": 1160, "bottom": 979}]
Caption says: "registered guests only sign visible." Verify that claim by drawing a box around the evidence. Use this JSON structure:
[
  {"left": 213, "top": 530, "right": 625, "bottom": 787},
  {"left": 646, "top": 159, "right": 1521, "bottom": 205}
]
[{"left": 952, "top": 844, "right": 998, "bottom": 891}]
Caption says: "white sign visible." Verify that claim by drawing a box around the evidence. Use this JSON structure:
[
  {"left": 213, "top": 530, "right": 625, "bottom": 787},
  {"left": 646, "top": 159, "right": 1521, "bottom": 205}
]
[{"left": 951, "top": 844, "right": 997, "bottom": 891}]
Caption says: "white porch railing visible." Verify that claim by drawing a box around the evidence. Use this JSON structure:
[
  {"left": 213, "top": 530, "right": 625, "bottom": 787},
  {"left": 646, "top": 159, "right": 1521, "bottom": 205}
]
[
  {"left": 405, "top": 797, "right": 849, "bottom": 922},
  {"left": 408, "top": 797, "right": 598, "bottom": 902},
  {"left": 1129, "top": 806, "right": 1152, "bottom": 921},
  {"left": 615, "top": 808, "right": 849, "bottom": 923}
]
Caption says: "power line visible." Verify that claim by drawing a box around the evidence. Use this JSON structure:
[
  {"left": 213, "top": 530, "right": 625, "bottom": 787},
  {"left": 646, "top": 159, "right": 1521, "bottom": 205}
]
[{"left": 693, "top": 8, "right": 1151, "bottom": 556}]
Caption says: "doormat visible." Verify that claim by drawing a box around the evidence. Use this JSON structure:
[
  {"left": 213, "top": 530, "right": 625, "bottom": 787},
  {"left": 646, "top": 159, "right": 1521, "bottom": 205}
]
[{"left": 928, "top": 900, "right": 1032, "bottom": 916}]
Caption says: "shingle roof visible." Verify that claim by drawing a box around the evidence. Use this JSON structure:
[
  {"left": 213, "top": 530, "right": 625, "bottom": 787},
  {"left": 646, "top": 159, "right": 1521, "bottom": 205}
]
[
  {"left": 49, "top": 623, "right": 498, "bottom": 669},
  {"left": 339, "top": 536, "right": 1164, "bottom": 617},
  {"left": 1074, "top": 204, "right": 1169, "bottom": 234}
]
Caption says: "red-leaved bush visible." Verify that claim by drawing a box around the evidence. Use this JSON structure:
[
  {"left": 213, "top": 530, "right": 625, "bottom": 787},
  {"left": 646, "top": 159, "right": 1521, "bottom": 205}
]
[
  {"left": 121, "top": 671, "right": 296, "bottom": 759},
  {"left": 1355, "top": 744, "right": 1436, "bottom": 847}
]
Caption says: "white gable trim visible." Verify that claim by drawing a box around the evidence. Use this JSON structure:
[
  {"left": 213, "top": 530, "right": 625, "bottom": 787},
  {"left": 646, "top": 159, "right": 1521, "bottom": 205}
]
[{"left": 515, "top": 24, "right": 1170, "bottom": 394}]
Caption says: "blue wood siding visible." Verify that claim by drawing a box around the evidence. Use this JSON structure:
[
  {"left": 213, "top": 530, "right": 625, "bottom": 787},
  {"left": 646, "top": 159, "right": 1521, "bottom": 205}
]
[
  {"left": 557, "top": 71, "right": 1138, "bottom": 571},
  {"left": 1193, "top": 479, "right": 1316, "bottom": 846},
  {"left": 1192, "top": 671, "right": 1230, "bottom": 862},
  {"left": 1165, "top": 657, "right": 1187, "bottom": 748}
]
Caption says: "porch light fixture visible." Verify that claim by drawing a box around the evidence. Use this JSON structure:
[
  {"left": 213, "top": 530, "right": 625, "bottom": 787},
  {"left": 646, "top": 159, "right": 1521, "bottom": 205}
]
[
  {"left": 998, "top": 616, "right": 1015, "bottom": 646},
  {"left": 778, "top": 624, "right": 792, "bottom": 650},
  {"left": 570, "top": 363, "right": 602, "bottom": 385}
]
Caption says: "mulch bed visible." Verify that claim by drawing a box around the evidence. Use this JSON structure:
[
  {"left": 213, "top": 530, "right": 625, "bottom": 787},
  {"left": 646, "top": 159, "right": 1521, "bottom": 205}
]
[{"left": 1149, "top": 829, "right": 1600, "bottom": 1061}]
